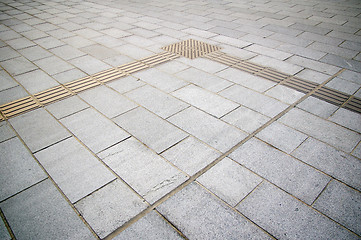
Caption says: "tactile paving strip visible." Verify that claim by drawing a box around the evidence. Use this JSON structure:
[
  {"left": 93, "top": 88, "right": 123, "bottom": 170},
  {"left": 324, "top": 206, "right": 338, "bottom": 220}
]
[{"left": 162, "top": 39, "right": 221, "bottom": 59}]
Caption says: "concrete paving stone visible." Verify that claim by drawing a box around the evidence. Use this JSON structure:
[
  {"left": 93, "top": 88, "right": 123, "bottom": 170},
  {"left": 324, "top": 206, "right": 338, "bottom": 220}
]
[
  {"left": 129, "top": 27, "right": 161, "bottom": 38},
  {"left": 14, "top": 69, "right": 58, "bottom": 94},
  {"left": 237, "top": 182, "right": 358, "bottom": 240},
  {"left": 220, "top": 84, "right": 288, "bottom": 118},
  {"left": 352, "top": 143, "right": 361, "bottom": 159},
  {"left": 47, "top": 28, "right": 76, "bottom": 39},
  {"left": 35, "top": 137, "right": 115, "bottom": 203},
  {"left": 0, "top": 30, "right": 21, "bottom": 41},
  {"left": 61, "top": 108, "right": 129, "bottom": 153},
  {"left": 115, "top": 44, "right": 155, "bottom": 59},
  {"left": 114, "top": 210, "right": 183, "bottom": 240},
  {"left": 218, "top": 45, "right": 257, "bottom": 60},
  {"left": 263, "top": 24, "right": 302, "bottom": 36},
  {"left": 46, "top": 96, "right": 89, "bottom": 119},
  {"left": 75, "top": 179, "right": 147, "bottom": 239},
  {"left": 327, "top": 30, "right": 361, "bottom": 43},
  {"left": 216, "top": 68, "right": 276, "bottom": 92},
  {"left": 0, "top": 218, "right": 11, "bottom": 240},
  {"left": 9, "top": 108, "right": 71, "bottom": 153},
  {"left": 125, "top": 84, "right": 189, "bottom": 119},
  {"left": 0, "top": 122, "right": 16, "bottom": 143},
  {"left": 173, "top": 84, "right": 238, "bottom": 118},
  {"left": 157, "top": 182, "right": 272, "bottom": 240},
  {"left": 11, "top": 23, "right": 34, "bottom": 33},
  {"left": 73, "top": 28, "right": 102, "bottom": 38},
  {"left": 245, "top": 44, "right": 292, "bottom": 60},
  {"left": 103, "top": 54, "right": 133, "bottom": 67},
  {"left": 287, "top": 55, "right": 341, "bottom": 75},
  {"left": 280, "top": 108, "right": 361, "bottom": 152},
  {"left": 329, "top": 108, "right": 361, "bottom": 133},
  {"left": 79, "top": 85, "right": 137, "bottom": 118},
  {"left": 133, "top": 68, "right": 188, "bottom": 93},
  {"left": 277, "top": 43, "right": 326, "bottom": 60},
  {"left": 310, "top": 42, "right": 358, "bottom": 59},
  {"left": 250, "top": 55, "right": 304, "bottom": 75},
  {"left": 211, "top": 35, "right": 252, "bottom": 48},
  {"left": 182, "top": 58, "right": 228, "bottom": 74},
  {"left": 52, "top": 68, "right": 87, "bottom": 84},
  {"left": 290, "top": 23, "right": 331, "bottom": 35},
  {"left": 18, "top": 45, "right": 52, "bottom": 61},
  {"left": 79, "top": 44, "right": 117, "bottom": 60},
  {"left": 35, "top": 55, "right": 74, "bottom": 75},
  {"left": 292, "top": 137, "right": 361, "bottom": 191},
  {"left": 298, "top": 32, "right": 343, "bottom": 46},
  {"left": 207, "top": 19, "right": 239, "bottom": 29},
  {"left": 69, "top": 55, "right": 110, "bottom": 75},
  {"left": 168, "top": 107, "right": 247, "bottom": 153},
  {"left": 181, "top": 27, "right": 217, "bottom": 38},
  {"left": 295, "top": 69, "right": 330, "bottom": 84},
  {"left": 107, "top": 75, "right": 145, "bottom": 94},
  {"left": 0, "top": 137, "right": 47, "bottom": 201},
  {"left": 162, "top": 136, "right": 221, "bottom": 176},
  {"left": 326, "top": 77, "right": 360, "bottom": 95},
  {"left": 265, "top": 85, "right": 305, "bottom": 104},
  {"left": 58, "top": 22, "right": 83, "bottom": 31},
  {"left": 62, "top": 35, "right": 94, "bottom": 48},
  {"left": 98, "top": 137, "right": 188, "bottom": 203},
  {"left": 151, "top": 35, "right": 179, "bottom": 45},
  {"left": 296, "top": 96, "right": 338, "bottom": 119},
  {"left": 1, "top": 179, "right": 96, "bottom": 240},
  {"left": 321, "top": 53, "right": 361, "bottom": 73},
  {"left": 230, "top": 137, "right": 330, "bottom": 204},
  {"left": 34, "top": 36, "right": 65, "bottom": 49},
  {"left": 122, "top": 35, "right": 156, "bottom": 47},
  {"left": 198, "top": 157, "right": 262, "bottom": 206},
  {"left": 235, "top": 25, "right": 273, "bottom": 38},
  {"left": 156, "top": 61, "right": 189, "bottom": 74},
  {"left": 20, "top": 29, "right": 49, "bottom": 40},
  {"left": 50, "top": 45, "right": 86, "bottom": 60},
  {"left": 1, "top": 56, "right": 37, "bottom": 76},
  {"left": 313, "top": 180, "right": 361, "bottom": 236},
  {"left": 209, "top": 26, "right": 246, "bottom": 39},
  {"left": 241, "top": 34, "right": 283, "bottom": 48},
  {"left": 82, "top": 22, "right": 108, "bottom": 31},
  {"left": 340, "top": 40, "right": 361, "bottom": 52},
  {"left": 5, "top": 37, "right": 35, "bottom": 50},
  {"left": 0, "top": 70, "right": 17, "bottom": 91},
  {"left": 113, "top": 107, "right": 188, "bottom": 153},
  {"left": 338, "top": 70, "right": 361, "bottom": 84},
  {"left": 0, "top": 86, "right": 29, "bottom": 105},
  {"left": 92, "top": 35, "right": 125, "bottom": 48},
  {"left": 134, "top": 21, "right": 161, "bottom": 30}
]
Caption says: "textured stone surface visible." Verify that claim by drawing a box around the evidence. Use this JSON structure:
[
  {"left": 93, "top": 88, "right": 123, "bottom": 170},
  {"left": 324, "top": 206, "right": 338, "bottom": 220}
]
[
  {"left": 0, "top": 121, "right": 16, "bottom": 143},
  {"left": 0, "top": 218, "right": 11, "bottom": 240},
  {"left": 329, "top": 108, "right": 361, "bottom": 133},
  {"left": 296, "top": 96, "right": 338, "bottom": 118},
  {"left": 46, "top": 96, "right": 89, "bottom": 119}
]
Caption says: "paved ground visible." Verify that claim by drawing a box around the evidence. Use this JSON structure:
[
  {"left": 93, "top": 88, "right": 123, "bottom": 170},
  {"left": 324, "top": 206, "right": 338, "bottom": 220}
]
[{"left": 1, "top": 0, "right": 361, "bottom": 239}]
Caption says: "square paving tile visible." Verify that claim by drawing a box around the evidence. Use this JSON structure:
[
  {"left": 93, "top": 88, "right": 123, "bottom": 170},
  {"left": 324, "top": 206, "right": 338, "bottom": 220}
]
[
  {"left": 1, "top": 56, "right": 38, "bottom": 76},
  {"left": 14, "top": 69, "right": 58, "bottom": 94},
  {"left": 35, "top": 55, "right": 74, "bottom": 75},
  {"left": 46, "top": 96, "right": 89, "bottom": 119},
  {"left": 69, "top": 55, "right": 110, "bottom": 75}
]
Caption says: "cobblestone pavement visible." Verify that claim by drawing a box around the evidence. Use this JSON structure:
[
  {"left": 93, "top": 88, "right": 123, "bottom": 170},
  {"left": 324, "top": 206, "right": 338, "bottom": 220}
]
[{"left": 1, "top": 0, "right": 361, "bottom": 239}]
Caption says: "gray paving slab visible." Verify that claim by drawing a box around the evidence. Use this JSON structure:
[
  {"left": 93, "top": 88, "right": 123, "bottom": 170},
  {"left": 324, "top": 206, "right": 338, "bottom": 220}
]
[
  {"left": 237, "top": 182, "right": 359, "bottom": 240},
  {"left": 80, "top": 44, "right": 118, "bottom": 60},
  {"left": 75, "top": 179, "right": 147, "bottom": 239},
  {"left": 296, "top": 96, "right": 338, "bottom": 119},
  {"left": 295, "top": 69, "right": 331, "bottom": 84},
  {"left": 173, "top": 85, "right": 238, "bottom": 118},
  {"left": 168, "top": 107, "right": 247, "bottom": 153},
  {"left": 198, "top": 157, "right": 262, "bottom": 207},
  {"left": 1, "top": 179, "right": 95, "bottom": 240},
  {"left": 313, "top": 180, "right": 361, "bottom": 236},
  {"left": 329, "top": 108, "right": 361, "bottom": 133},
  {"left": 50, "top": 44, "right": 86, "bottom": 60},
  {"left": 115, "top": 44, "right": 154, "bottom": 59},
  {"left": 246, "top": 44, "right": 292, "bottom": 60},
  {"left": 321, "top": 53, "right": 361, "bottom": 72},
  {"left": 62, "top": 35, "right": 94, "bottom": 48},
  {"left": 292, "top": 137, "right": 361, "bottom": 191},
  {"left": 0, "top": 46, "right": 21, "bottom": 61},
  {"left": 34, "top": 36, "right": 65, "bottom": 49},
  {"left": 107, "top": 75, "right": 145, "bottom": 94},
  {"left": 5, "top": 37, "right": 35, "bottom": 50},
  {"left": 61, "top": 108, "right": 129, "bottom": 153},
  {"left": 34, "top": 55, "right": 74, "bottom": 75},
  {"left": 286, "top": 55, "right": 341, "bottom": 75},
  {"left": 9, "top": 108, "right": 71, "bottom": 153},
  {"left": 52, "top": 68, "right": 88, "bottom": 84},
  {"left": 326, "top": 77, "right": 360, "bottom": 95},
  {"left": 114, "top": 210, "right": 183, "bottom": 240},
  {"left": 0, "top": 70, "right": 17, "bottom": 92},
  {"left": 103, "top": 54, "right": 133, "bottom": 67},
  {"left": 125, "top": 84, "right": 189, "bottom": 119},
  {"left": 98, "top": 137, "right": 188, "bottom": 203},
  {"left": 265, "top": 85, "right": 305, "bottom": 104},
  {"left": 0, "top": 122, "right": 16, "bottom": 143},
  {"left": 0, "top": 218, "right": 11, "bottom": 240},
  {"left": 157, "top": 182, "right": 272, "bottom": 240},
  {"left": 230, "top": 137, "right": 330, "bottom": 204},
  {"left": 0, "top": 137, "right": 47, "bottom": 201},
  {"left": 279, "top": 108, "right": 361, "bottom": 152},
  {"left": 156, "top": 61, "right": 189, "bottom": 74},
  {"left": 46, "top": 96, "right": 89, "bottom": 119},
  {"left": 0, "top": 86, "right": 29, "bottom": 105},
  {"left": 35, "top": 137, "right": 115, "bottom": 203},
  {"left": 79, "top": 85, "right": 137, "bottom": 118},
  {"left": 338, "top": 70, "right": 361, "bottom": 84},
  {"left": 113, "top": 107, "right": 188, "bottom": 153},
  {"left": 250, "top": 55, "right": 303, "bottom": 75},
  {"left": 14, "top": 69, "right": 58, "bottom": 94},
  {"left": 18, "top": 45, "right": 53, "bottom": 61},
  {"left": 352, "top": 143, "right": 361, "bottom": 159},
  {"left": 1, "top": 56, "right": 38, "bottom": 76},
  {"left": 69, "top": 55, "right": 110, "bottom": 75}
]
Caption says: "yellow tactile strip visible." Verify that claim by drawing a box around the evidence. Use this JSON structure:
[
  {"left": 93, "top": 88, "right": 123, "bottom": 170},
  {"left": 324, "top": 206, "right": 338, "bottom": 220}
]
[{"left": 162, "top": 39, "right": 221, "bottom": 59}]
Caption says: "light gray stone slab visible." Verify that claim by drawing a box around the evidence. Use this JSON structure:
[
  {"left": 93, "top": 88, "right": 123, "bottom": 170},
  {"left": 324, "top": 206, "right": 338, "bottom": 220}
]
[
  {"left": 0, "top": 122, "right": 16, "bottom": 143},
  {"left": 329, "top": 108, "right": 361, "bottom": 133},
  {"left": 249, "top": 55, "right": 303, "bottom": 75},
  {"left": 279, "top": 108, "right": 361, "bottom": 152},
  {"left": 296, "top": 96, "right": 338, "bottom": 119},
  {"left": 0, "top": 86, "right": 29, "bottom": 105},
  {"left": 237, "top": 182, "right": 359, "bottom": 240},
  {"left": 246, "top": 44, "right": 292, "bottom": 60},
  {"left": 352, "top": 143, "right": 361, "bottom": 159},
  {"left": 221, "top": 106, "right": 270, "bottom": 133},
  {"left": 292, "top": 137, "right": 361, "bottom": 191},
  {"left": 98, "top": 137, "right": 188, "bottom": 203},
  {"left": 295, "top": 69, "right": 330, "bottom": 84},
  {"left": 107, "top": 75, "right": 145, "bottom": 94},
  {"left": 157, "top": 183, "right": 272, "bottom": 240},
  {"left": 115, "top": 44, "right": 154, "bottom": 59},
  {"left": 103, "top": 54, "right": 133, "bottom": 67},
  {"left": 0, "top": 218, "right": 11, "bottom": 240},
  {"left": 62, "top": 35, "right": 94, "bottom": 48},
  {"left": 0, "top": 70, "right": 17, "bottom": 91},
  {"left": 220, "top": 85, "right": 288, "bottom": 118},
  {"left": 69, "top": 55, "right": 111, "bottom": 75},
  {"left": 35, "top": 56, "right": 74, "bottom": 75},
  {"left": 1, "top": 179, "right": 95, "bottom": 240},
  {"left": 326, "top": 77, "right": 360, "bottom": 95},
  {"left": 50, "top": 45, "right": 86, "bottom": 60},
  {"left": 216, "top": 68, "right": 276, "bottom": 92},
  {"left": 114, "top": 211, "right": 183, "bottom": 240},
  {"left": 156, "top": 61, "right": 189, "bottom": 74},
  {"left": 14, "top": 69, "right": 58, "bottom": 94},
  {"left": 173, "top": 85, "right": 238, "bottom": 118},
  {"left": 80, "top": 44, "right": 118, "bottom": 60},
  {"left": 230, "top": 138, "right": 330, "bottom": 204},
  {"left": 9, "top": 108, "right": 71, "bottom": 153},
  {"left": 338, "top": 70, "right": 361, "bottom": 84},
  {"left": 113, "top": 107, "right": 188, "bottom": 153},
  {"left": 313, "top": 180, "right": 361, "bottom": 236},
  {"left": 46, "top": 96, "right": 89, "bottom": 119},
  {"left": 132, "top": 68, "right": 188, "bottom": 93},
  {"left": 256, "top": 122, "right": 307, "bottom": 153},
  {"left": 61, "top": 108, "right": 129, "bottom": 153},
  {"left": 1, "top": 56, "right": 38, "bottom": 76},
  {"left": 79, "top": 85, "right": 137, "bottom": 118},
  {"left": 75, "top": 179, "right": 147, "bottom": 238},
  {"left": 187, "top": 58, "right": 228, "bottom": 74},
  {"left": 126, "top": 84, "right": 189, "bottom": 119},
  {"left": 198, "top": 157, "right": 262, "bottom": 206},
  {"left": 35, "top": 137, "right": 115, "bottom": 203},
  {"left": 265, "top": 85, "right": 305, "bottom": 104},
  {"left": 162, "top": 136, "right": 221, "bottom": 175},
  {"left": 0, "top": 138, "right": 46, "bottom": 201},
  {"left": 168, "top": 107, "right": 247, "bottom": 153}
]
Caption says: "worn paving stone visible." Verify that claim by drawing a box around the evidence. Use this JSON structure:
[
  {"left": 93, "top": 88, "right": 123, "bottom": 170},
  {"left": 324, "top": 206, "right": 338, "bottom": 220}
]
[
  {"left": 62, "top": 35, "right": 94, "bottom": 48},
  {"left": 156, "top": 61, "right": 189, "bottom": 74},
  {"left": 296, "top": 96, "right": 338, "bottom": 119},
  {"left": 14, "top": 69, "right": 59, "bottom": 94},
  {"left": 352, "top": 143, "right": 361, "bottom": 159},
  {"left": 246, "top": 44, "right": 292, "bottom": 60},
  {"left": 157, "top": 182, "right": 272, "bottom": 240},
  {"left": 168, "top": 107, "right": 247, "bottom": 153},
  {"left": 0, "top": 138, "right": 47, "bottom": 201},
  {"left": 286, "top": 55, "right": 341, "bottom": 75},
  {"left": 9, "top": 108, "right": 71, "bottom": 153},
  {"left": 198, "top": 157, "right": 262, "bottom": 207},
  {"left": 46, "top": 96, "right": 89, "bottom": 119},
  {"left": 292, "top": 137, "right": 361, "bottom": 191},
  {"left": 79, "top": 85, "right": 137, "bottom": 118},
  {"left": 329, "top": 108, "right": 361, "bottom": 133},
  {"left": 114, "top": 210, "right": 183, "bottom": 240},
  {"left": 173, "top": 85, "right": 238, "bottom": 118},
  {"left": 35, "top": 137, "right": 115, "bottom": 203},
  {"left": 250, "top": 55, "right": 303, "bottom": 75},
  {"left": 75, "top": 179, "right": 147, "bottom": 239},
  {"left": 237, "top": 182, "right": 359, "bottom": 240},
  {"left": 265, "top": 85, "right": 305, "bottom": 104},
  {"left": 61, "top": 108, "right": 129, "bottom": 153},
  {"left": 280, "top": 108, "right": 361, "bottom": 152},
  {"left": 338, "top": 70, "right": 361, "bottom": 84},
  {"left": 113, "top": 107, "right": 188, "bottom": 153},
  {"left": 1, "top": 179, "right": 95, "bottom": 240},
  {"left": 98, "top": 137, "right": 188, "bottom": 203}
]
